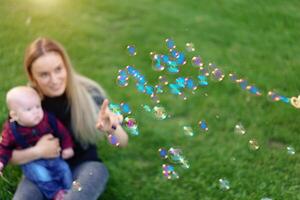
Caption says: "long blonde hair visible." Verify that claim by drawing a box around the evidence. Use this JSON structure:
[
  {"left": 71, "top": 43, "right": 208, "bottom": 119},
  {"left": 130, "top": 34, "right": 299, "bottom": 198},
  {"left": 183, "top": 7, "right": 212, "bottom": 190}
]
[{"left": 24, "top": 37, "right": 106, "bottom": 146}]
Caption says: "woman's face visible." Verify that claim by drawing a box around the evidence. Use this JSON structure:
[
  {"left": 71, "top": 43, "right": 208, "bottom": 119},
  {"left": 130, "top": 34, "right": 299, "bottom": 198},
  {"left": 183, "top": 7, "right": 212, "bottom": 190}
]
[{"left": 31, "top": 52, "right": 67, "bottom": 97}]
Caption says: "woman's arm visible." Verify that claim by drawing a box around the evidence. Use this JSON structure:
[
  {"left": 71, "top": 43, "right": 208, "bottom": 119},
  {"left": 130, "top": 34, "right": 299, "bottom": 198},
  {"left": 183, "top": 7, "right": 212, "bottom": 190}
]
[{"left": 10, "top": 134, "right": 61, "bottom": 165}]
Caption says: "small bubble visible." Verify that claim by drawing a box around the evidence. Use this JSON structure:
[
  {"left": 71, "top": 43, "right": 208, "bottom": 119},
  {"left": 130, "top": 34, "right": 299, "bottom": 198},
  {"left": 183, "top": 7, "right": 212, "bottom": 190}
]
[
  {"left": 287, "top": 146, "right": 295, "bottom": 155},
  {"left": 153, "top": 106, "right": 168, "bottom": 120},
  {"left": 261, "top": 198, "right": 272, "bottom": 200},
  {"left": 185, "top": 43, "right": 195, "bottom": 52},
  {"left": 234, "top": 123, "right": 246, "bottom": 135},
  {"left": 249, "top": 139, "right": 260, "bottom": 150},
  {"left": 183, "top": 126, "right": 194, "bottom": 136},
  {"left": 219, "top": 178, "right": 230, "bottom": 190},
  {"left": 72, "top": 180, "right": 82, "bottom": 192},
  {"left": 162, "top": 164, "right": 179, "bottom": 180},
  {"left": 198, "top": 120, "right": 208, "bottom": 131},
  {"left": 191, "top": 56, "right": 203, "bottom": 67},
  {"left": 127, "top": 45, "right": 137, "bottom": 56},
  {"left": 158, "top": 148, "right": 168, "bottom": 159}
]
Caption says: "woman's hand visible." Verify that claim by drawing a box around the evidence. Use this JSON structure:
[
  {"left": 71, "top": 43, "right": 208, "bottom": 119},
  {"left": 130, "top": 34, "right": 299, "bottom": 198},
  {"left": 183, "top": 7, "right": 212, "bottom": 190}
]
[
  {"left": 96, "top": 99, "right": 128, "bottom": 147},
  {"left": 96, "top": 99, "right": 123, "bottom": 133},
  {"left": 33, "top": 134, "right": 61, "bottom": 159}
]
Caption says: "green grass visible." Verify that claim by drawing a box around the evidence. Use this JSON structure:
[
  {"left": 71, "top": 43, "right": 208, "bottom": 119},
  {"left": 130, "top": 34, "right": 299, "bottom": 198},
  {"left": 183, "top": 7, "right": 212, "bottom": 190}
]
[{"left": 1, "top": 0, "right": 300, "bottom": 199}]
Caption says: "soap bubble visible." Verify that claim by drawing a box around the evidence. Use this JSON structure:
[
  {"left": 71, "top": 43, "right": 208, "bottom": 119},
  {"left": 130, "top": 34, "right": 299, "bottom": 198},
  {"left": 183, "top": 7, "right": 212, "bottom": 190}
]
[
  {"left": 127, "top": 45, "right": 137, "bottom": 56},
  {"left": 249, "top": 139, "right": 259, "bottom": 150},
  {"left": 183, "top": 126, "right": 194, "bottom": 136},
  {"left": 287, "top": 146, "right": 295, "bottom": 155},
  {"left": 199, "top": 120, "right": 208, "bottom": 131},
  {"left": 185, "top": 43, "right": 195, "bottom": 52},
  {"left": 153, "top": 106, "right": 169, "bottom": 120},
  {"left": 234, "top": 123, "right": 246, "bottom": 135},
  {"left": 158, "top": 148, "right": 168, "bottom": 159},
  {"left": 166, "top": 38, "right": 176, "bottom": 49},
  {"left": 219, "top": 178, "right": 230, "bottom": 190},
  {"left": 108, "top": 134, "right": 120, "bottom": 146},
  {"left": 191, "top": 56, "right": 203, "bottom": 67},
  {"left": 162, "top": 164, "right": 179, "bottom": 179},
  {"left": 72, "top": 180, "right": 82, "bottom": 192}
]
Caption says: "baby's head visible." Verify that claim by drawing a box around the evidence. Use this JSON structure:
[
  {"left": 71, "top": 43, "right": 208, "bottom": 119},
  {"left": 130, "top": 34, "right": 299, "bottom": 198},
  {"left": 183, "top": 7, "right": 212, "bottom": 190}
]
[{"left": 6, "top": 86, "right": 44, "bottom": 127}]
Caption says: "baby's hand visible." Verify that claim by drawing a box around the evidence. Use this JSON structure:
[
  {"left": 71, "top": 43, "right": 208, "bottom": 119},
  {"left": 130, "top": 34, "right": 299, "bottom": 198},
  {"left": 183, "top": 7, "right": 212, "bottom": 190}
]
[{"left": 62, "top": 148, "right": 74, "bottom": 159}]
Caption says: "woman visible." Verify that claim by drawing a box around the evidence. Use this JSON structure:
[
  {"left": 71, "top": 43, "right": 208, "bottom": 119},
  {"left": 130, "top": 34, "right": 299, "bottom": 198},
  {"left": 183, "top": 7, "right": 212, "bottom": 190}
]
[{"left": 11, "top": 37, "right": 128, "bottom": 200}]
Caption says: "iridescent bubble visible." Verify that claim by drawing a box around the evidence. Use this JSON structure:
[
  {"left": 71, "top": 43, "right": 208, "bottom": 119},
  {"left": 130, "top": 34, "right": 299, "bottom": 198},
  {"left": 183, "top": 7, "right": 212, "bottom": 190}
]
[
  {"left": 229, "top": 73, "right": 238, "bottom": 82},
  {"left": 166, "top": 38, "right": 176, "bottom": 49},
  {"left": 183, "top": 126, "right": 194, "bottom": 136},
  {"left": 142, "top": 104, "right": 152, "bottom": 112},
  {"left": 219, "top": 178, "right": 230, "bottom": 190},
  {"left": 158, "top": 76, "right": 169, "bottom": 85},
  {"left": 128, "top": 128, "right": 139, "bottom": 136},
  {"left": 145, "top": 85, "right": 154, "bottom": 95},
  {"left": 191, "top": 56, "right": 203, "bottom": 67},
  {"left": 151, "top": 95, "right": 160, "bottom": 104},
  {"left": 211, "top": 68, "right": 225, "bottom": 81},
  {"left": 158, "top": 148, "right": 168, "bottom": 159},
  {"left": 249, "top": 139, "right": 260, "bottom": 150},
  {"left": 199, "top": 120, "right": 208, "bottom": 131},
  {"left": 185, "top": 78, "right": 197, "bottom": 90},
  {"left": 185, "top": 43, "right": 195, "bottom": 52},
  {"left": 168, "top": 148, "right": 189, "bottom": 168},
  {"left": 72, "top": 180, "right": 82, "bottom": 192},
  {"left": 287, "top": 146, "right": 295, "bottom": 155},
  {"left": 153, "top": 106, "right": 168, "bottom": 120},
  {"left": 109, "top": 103, "right": 121, "bottom": 115},
  {"left": 136, "top": 83, "right": 146, "bottom": 93},
  {"left": 155, "top": 85, "right": 164, "bottom": 94},
  {"left": 176, "top": 77, "right": 185, "bottom": 88},
  {"left": 169, "top": 83, "right": 182, "bottom": 95},
  {"left": 108, "top": 134, "right": 120, "bottom": 146},
  {"left": 247, "top": 85, "right": 262, "bottom": 96},
  {"left": 199, "top": 67, "right": 210, "bottom": 76},
  {"left": 120, "top": 103, "right": 131, "bottom": 114},
  {"left": 234, "top": 123, "right": 246, "bottom": 135},
  {"left": 197, "top": 75, "right": 208, "bottom": 86},
  {"left": 162, "top": 164, "right": 179, "bottom": 179},
  {"left": 267, "top": 91, "right": 290, "bottom": 104},
  {"left": 151, "top": 53, "right": 165, "bottom": 71},
  {"left": 124, "top": 117, "right": 137, "bottom": 129},
  {"left": 239, "top": 79, "right": 248, "bottom": 90},
  {"left": 126, "top": 65, "right": 138, "bottom": 76},
  {"left": 267, "top": 91, "right": 280, "bottom": 101},
  {"left": 117, "top": 70, "right": 128, "bottom": 87},
  {"left": 127, "top": 45, "right": 137, "bottom": 56}
]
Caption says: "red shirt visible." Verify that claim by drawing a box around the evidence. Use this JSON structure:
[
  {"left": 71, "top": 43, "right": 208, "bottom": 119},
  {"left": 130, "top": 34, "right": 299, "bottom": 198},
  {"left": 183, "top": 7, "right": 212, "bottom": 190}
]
[{"left": 0, "top": 112, "right": 73, "bottom": 166}]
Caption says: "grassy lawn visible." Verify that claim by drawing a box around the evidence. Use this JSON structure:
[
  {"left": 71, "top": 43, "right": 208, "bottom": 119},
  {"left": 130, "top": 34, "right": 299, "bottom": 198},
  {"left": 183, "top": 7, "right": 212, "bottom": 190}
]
[{"left": 0, "top": 0, "right": 300, "bottom": 199}]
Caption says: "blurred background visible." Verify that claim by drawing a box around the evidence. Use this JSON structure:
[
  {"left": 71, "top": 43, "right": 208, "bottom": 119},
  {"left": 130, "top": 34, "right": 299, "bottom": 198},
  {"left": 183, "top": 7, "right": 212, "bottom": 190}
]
[{"left": 0, "top": 0, "right": 299, "bottom": 199}]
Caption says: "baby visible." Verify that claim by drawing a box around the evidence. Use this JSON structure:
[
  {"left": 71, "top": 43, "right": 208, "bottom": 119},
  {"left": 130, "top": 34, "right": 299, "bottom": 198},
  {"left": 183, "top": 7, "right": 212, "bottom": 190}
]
[{"left": 0, "top": 86, "right": 74, "bottom": 200}]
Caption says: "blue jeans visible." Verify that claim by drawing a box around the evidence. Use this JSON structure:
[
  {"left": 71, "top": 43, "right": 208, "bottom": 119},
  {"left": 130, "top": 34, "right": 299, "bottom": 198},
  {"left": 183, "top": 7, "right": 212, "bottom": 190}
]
[
  {"left": 21, "top": 158, "right": 72, "bottom": 199},
  {"left": 13, "top": 161, "right": 109, "bottom": 200}
]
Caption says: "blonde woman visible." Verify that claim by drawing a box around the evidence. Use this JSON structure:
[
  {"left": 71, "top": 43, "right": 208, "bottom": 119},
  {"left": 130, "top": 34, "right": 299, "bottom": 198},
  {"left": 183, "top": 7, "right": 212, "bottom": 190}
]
[{"left": 11, "top": 37, "right": 128, "bottom": 200}]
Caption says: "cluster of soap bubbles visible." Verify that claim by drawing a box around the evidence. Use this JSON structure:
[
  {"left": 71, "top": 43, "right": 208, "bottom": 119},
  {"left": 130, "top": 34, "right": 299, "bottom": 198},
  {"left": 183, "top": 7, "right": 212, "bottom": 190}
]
[
  {"left": 267, "top": 91, "right": 290, "bottom": 104},
  {"left": 108, "top": 102, "right": 139, "bottom": 146},
  {"left": 158, "top": 147, "right": 189, "bottom": 179},
  {"left": 114, "top": 38, "right": 297, "bottom": 196},
  {"left": 117, "top": 66, "right": 164, "bottom": 103},
  {"left": 229, "top": 73, "right": 262, "bottom": 96}
]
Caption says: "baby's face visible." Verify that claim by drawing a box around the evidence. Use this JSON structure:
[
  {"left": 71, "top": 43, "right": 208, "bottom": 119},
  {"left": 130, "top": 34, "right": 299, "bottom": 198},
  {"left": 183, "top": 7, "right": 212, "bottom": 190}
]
[{"left": 15, "top": 95, "right": 44, "bottom": 127}]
